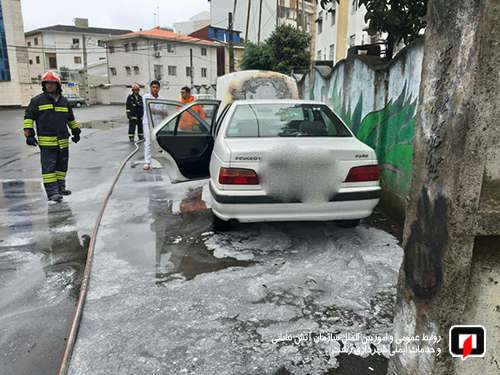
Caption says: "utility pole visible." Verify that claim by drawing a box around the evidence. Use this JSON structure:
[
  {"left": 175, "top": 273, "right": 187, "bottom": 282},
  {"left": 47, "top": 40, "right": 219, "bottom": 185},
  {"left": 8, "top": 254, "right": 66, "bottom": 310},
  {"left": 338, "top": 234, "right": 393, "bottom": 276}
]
[
  {"left": 276, "top": 0, "right": 279, "bottom": 27},
  {"left": 81, "top": 34, "right": 89, "bottom": 103},
  {"left": 388, "top": 1, "right": 500, "bottom": 374},
  {"left": 189, "top": 48, "right": 194, "bottom": 89},
  {"left": 295, "top": 0, "right": 300, "bottom": 29},
  {"left": 301, "top": 0, "right": 305, "bottom": 30},
  {"left": 228, "top": 12, "right": 235, "bottom": 73},
  {"left": 258, "top": 0, "right": 263, "bottom": 44},
  {"left": 245, "top": 0, "right": 251, "bottom": 42}
]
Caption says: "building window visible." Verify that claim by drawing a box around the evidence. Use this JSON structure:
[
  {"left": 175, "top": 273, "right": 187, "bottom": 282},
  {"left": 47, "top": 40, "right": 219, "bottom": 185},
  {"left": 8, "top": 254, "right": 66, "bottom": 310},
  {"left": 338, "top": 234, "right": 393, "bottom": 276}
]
[
  {"left": 72, "top": 38, "right": 80, "bottom": 48},
  {"left": 36, "top": 56, "right": 40, "bottom": 64},
  {"left": 201, "top": 67, "right": 207, "bottom": 78},
  {"left": 153, "top": 42, "right": 160, "bottom": 51},
  {"left": 349, "top": 34, "right": 356, "bottom": 47},
  {"left": 351, "top": 0, "right": 358, "bottom": 14},
  {"left": 168, "top": 65, "right": 177, "bottom": 76},
  {"left": 34, "top": 37, "right": 38, "bottom": 45},
  {"left": 98, "top": 40, "right": 105, "bottom": 47},
  {"left": 27, "top": 41, "right": 31, "bottom": 47},
  {"left": 108, "top": 45, "right": 115, "bottom": 53},
  {"left": 133, "top": 66, "right": 140, "bottom": 75},
  {"left": 124, "top": 43, "right": 130, "bottom": 52},
  {"left": 201, "top": 47, "right": 207, "bottom": 56},
  {"left": 317, "top": 11, "right": 323, "bottom": 34},
  {"left": 132, "top": 43, "right": 138, "bottom": 51},
  {"left": 48, "top": 56, "right": 57, "bottom": 69},
  {"left": 167, "top": 43, "right": 175, "bottom": 53},
  {"left": 29, "top": 59, "right": 33, "bottom": 65},
  {"left": 186, "top": 66, "right": 192, "bottom": 77},
  {"left": 331, "top": 9, "right": 336, "bottom": 26},
  {"left": 154, "top": 65, "right": 163, "bottom": 80},
  {"left": 316, "top": 50, "right": 322, "bottom": 60},
  {"left": 74, "top": 56, "right": 82, "bottom": 64},
  {"left": 125, "top": 66, "right": 131, "bottom": 76},
  {"left": 110, "top": 67, "right": 117, "bottom": 76},
  {"left": 329, "top": 44, "right": 335, "bottom": 61}
]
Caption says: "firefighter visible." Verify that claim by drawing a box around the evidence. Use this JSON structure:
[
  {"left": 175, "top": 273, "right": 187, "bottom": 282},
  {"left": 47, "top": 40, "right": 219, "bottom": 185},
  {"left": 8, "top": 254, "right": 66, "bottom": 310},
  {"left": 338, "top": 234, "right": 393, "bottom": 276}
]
[
  {"left": 126, "top": 83, "right": 144, "bottom": 142},
  {"left": 23, "top": 70, "right": 81, "bottom": 202}
]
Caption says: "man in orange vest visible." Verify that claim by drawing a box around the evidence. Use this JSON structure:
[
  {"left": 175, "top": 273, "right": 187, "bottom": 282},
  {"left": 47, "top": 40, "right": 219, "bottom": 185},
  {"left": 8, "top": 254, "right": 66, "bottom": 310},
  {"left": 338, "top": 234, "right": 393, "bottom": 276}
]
[{"left": 178, "top": 86, "right": 205, "bottom": 132}]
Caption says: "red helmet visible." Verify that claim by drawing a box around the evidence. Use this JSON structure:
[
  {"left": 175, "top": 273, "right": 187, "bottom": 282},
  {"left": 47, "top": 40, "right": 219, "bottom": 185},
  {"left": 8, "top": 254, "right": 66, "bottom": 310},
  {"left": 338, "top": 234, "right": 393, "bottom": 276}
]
[{"left": 41, "top": 70, "right": 61, "bottom": 84}]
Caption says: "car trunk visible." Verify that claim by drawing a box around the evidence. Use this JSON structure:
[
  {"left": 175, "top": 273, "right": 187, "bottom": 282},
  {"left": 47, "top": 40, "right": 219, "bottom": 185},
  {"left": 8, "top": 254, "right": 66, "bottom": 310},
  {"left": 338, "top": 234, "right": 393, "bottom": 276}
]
[{"left": 224, "top": 137, "right": 375, "bottom": 203}]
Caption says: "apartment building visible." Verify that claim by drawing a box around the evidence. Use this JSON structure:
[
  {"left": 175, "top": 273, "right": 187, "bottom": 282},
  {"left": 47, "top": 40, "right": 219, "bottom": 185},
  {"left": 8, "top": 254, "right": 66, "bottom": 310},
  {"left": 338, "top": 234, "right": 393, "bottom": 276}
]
[
  {"left": 106, "top": 27, "right": 218, "bottom": 101},
  {"left": 315, "top": 0, "right": 370, "bottom": 63},
  {"left": 209, "top": 0, "right": 316, "bottom": 44},
  {"left": 25, "top": 18, "right": 130, "bottom": 83},
  {"left": 0, "top": 0, "right": 30, "bottom": 106}
]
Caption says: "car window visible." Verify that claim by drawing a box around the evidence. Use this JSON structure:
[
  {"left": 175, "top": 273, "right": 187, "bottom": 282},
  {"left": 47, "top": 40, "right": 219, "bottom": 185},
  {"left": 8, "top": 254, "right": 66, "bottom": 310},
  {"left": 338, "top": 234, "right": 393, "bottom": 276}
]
[
  {"left": 226, "top": 103, "right": 352, "bottom": 138},
  {"left": 212, "top": 104, "right": 230, "bottom": 136}
]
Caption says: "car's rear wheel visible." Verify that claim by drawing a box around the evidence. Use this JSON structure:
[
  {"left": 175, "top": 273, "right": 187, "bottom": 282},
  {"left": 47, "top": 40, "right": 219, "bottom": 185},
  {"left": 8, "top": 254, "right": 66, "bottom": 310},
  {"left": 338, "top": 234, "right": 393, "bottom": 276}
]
[
  {"left": 212, "top": 212, "right": 231, "bottom": 232},
  {"left": 76, "top": 102, "right": 82, "bottom": 108},
  {"left": 335, "top": 219, "right": 361, "bottom": 228}
]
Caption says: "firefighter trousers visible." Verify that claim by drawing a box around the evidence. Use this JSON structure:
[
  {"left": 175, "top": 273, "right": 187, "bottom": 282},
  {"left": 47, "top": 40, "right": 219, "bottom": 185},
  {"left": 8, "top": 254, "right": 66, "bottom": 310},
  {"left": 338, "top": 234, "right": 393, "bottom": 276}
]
[
  {"left": 39, "top": 137, "right": 69, "bottom": 198},
  {"left": 128, "top": 118, "right": 143, "bottom": 140}
]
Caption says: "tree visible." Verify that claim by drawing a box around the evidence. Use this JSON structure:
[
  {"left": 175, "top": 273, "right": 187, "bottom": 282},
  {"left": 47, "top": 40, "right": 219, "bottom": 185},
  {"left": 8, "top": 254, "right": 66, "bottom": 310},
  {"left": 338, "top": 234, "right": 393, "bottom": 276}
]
[
  {"left": 266, "top": 24, "right": 311, "bottom": 74},
  {"left": 240, "top": 24, "right": 311, "bottom": 74},
  {"left": 239, "top": 42, "right": 274, "bottom": 71},
  {"left": 321, "top": 0, "right": 427, "bottom": 59},
  {"left": 361, "top": 0, "right": 427, "bottom": 59}
]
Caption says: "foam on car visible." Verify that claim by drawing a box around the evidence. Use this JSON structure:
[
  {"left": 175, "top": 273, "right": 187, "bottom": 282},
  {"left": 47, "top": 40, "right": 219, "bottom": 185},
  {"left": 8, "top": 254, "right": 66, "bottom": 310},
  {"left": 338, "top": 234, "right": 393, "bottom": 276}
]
[{"left": 259, "top": 144, "right": 343, "bottom": 203}]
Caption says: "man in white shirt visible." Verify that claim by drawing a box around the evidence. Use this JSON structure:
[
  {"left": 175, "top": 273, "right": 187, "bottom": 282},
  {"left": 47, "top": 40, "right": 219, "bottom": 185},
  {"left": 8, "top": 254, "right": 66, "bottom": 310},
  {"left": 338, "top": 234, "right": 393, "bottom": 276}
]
[{"left": 142, "top": 80, "right": 163, "bottom": 170}]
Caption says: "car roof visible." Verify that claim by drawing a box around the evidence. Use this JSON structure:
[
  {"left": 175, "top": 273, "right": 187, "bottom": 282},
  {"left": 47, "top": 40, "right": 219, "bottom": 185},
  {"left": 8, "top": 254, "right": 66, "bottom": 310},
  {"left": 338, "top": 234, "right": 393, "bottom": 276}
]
[{"left": 231, "top": 99, "right": 326, "bottom": 106}]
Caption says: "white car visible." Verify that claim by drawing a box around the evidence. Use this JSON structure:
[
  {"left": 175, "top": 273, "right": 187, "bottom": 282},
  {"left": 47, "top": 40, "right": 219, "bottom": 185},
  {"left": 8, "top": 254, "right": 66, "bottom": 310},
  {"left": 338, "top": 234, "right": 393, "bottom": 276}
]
[{"left": 145, "top": 99, "right": 380, "bottom": 229}]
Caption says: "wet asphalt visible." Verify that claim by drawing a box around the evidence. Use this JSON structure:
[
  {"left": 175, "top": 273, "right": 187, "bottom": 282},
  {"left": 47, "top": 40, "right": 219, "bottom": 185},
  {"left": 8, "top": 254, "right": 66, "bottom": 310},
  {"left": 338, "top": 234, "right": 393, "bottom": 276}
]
[
  {"left": 0, "top": 106, "right": 128, "bottom": 375},
  {"left": 1, "top": 106, "right": 404, "bottom": 375}
]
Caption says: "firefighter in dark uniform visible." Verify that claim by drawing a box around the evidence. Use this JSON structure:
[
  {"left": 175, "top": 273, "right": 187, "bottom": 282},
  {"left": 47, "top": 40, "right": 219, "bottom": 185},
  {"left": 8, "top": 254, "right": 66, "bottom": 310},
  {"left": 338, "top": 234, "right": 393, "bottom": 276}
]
[
  {"left": 23, "top": 70, "right": 81, "bottom": 202},
  {"left": 126, "top": 83, "right": 144, "bottom": 142}
]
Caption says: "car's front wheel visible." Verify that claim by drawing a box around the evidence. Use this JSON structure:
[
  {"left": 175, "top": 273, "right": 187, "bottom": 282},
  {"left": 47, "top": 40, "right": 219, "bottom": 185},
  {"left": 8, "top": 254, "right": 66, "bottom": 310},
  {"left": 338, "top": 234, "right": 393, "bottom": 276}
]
[
  {"left": 212, "top": 212, "right": 231, "bottom": 232},
  {"left": 335, "top": 219, "right": 360, "bottom": 228},
  {"left": 76, "top": 102, "right": 82, "bottom": 108}
]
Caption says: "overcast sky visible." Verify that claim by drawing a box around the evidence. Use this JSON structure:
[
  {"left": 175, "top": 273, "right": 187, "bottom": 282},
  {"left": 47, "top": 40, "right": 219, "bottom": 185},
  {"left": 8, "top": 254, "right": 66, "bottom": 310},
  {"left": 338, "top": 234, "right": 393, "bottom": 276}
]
[{"left": 21, "top": 0, "right": 210, "bottom": 32}]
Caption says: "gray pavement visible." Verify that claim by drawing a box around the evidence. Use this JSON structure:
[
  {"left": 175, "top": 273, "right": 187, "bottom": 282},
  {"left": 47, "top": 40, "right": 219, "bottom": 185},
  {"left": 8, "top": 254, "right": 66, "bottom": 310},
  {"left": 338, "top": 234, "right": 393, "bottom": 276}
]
[
  {"left": 1, "top": 105, "right": 404, "bottom": 375},
  {"left": 0, "top": 106, "right": 130, "bottom": 375}
]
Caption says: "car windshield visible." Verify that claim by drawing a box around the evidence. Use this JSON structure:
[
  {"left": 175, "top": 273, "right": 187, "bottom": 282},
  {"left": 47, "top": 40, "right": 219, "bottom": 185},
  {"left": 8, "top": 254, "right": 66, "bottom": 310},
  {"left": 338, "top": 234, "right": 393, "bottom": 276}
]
[{"left": 226, "top": 103, "right": 352, "bottom": 138}]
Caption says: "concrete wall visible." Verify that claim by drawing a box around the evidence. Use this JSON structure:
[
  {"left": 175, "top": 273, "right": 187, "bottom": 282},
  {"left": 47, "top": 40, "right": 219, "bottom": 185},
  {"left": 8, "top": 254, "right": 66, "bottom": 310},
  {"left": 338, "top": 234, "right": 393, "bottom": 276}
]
[{"left": 304, "top": 39, "right": 424, "bottom": 216}]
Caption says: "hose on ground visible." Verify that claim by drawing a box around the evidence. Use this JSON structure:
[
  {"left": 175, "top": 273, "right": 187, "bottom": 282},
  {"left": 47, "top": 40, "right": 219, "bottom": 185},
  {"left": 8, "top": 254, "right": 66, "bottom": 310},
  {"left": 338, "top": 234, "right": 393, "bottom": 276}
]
[{"left": 57, "top": 139, "right": 144, "bottom": 375}]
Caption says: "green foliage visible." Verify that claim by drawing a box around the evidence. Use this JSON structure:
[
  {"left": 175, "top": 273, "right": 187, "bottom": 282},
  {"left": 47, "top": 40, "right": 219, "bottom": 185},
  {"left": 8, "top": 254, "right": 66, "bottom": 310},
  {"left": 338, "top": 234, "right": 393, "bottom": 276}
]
[
  {"left": 239, "top": 42, "right": 274, "bottom": 71},
  {"left": 321, "top": 0, "right": 427, "bottom": 59},
  {"left": 359, "top": 0, "right": 427, "bottom": 58},
  {"left": 240, "top": 24, "right": 311, "bottom": 74}
]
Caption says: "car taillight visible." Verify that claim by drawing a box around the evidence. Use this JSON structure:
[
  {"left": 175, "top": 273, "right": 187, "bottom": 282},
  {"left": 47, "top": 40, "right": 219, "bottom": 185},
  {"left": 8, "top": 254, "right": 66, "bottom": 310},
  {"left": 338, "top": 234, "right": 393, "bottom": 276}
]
[
  {"left": 218, "top": 167, "right": 259, "bottom": 185},
  {"left": 345, "top": 165, "right": 379, "bottom": 182}
]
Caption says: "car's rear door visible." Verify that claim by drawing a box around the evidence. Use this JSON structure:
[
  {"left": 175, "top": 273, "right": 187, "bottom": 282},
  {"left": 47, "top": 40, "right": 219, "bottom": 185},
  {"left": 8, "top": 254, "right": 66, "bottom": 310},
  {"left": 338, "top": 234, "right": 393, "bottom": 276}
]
[{"left": 146, "top": 99, "right": 221, "bottom": 181}]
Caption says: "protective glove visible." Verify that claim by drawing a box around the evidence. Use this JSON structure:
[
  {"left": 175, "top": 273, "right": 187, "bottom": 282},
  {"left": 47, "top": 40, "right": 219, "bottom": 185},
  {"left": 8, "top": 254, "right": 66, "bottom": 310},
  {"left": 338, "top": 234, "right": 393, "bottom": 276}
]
[
  {"left": 71, "top": 128, "right": 81, "bottom": 144},
  {"left": 26, "top": 135, "right": 38, "bottom": 146}
]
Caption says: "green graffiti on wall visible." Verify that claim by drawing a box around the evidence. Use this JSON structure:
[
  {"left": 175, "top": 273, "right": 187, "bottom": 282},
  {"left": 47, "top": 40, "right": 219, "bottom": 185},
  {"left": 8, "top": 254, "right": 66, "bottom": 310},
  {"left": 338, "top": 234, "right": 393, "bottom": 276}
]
[{"left": 330, "top": 85, "right": 416, "bottom": 197}]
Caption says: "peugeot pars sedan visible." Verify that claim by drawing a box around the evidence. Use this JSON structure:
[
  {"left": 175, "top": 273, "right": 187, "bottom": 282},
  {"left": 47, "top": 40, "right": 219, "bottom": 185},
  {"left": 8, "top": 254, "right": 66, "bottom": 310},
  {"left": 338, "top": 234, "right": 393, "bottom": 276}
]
[{"left": 145, "top": 98, "right": 380, "bottom": 230}]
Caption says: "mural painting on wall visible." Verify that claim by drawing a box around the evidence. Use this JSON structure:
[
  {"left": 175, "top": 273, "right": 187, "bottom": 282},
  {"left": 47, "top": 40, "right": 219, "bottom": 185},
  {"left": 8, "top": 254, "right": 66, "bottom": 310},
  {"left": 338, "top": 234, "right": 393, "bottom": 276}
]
[{"left": 328, "top": 83, "right": 416, "bottom": 199}]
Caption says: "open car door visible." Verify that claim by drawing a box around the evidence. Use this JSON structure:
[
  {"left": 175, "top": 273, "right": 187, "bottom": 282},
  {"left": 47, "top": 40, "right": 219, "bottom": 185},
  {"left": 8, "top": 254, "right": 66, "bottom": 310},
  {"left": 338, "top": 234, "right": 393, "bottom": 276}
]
[{"left": 146, "top": 99, "right": 221, "bottom": 182}]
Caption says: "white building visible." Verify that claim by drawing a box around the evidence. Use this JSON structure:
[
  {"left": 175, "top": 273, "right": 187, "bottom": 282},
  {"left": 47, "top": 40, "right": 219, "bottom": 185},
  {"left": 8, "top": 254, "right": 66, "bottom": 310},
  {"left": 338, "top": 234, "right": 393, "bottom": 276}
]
[
  {"left": 105, "top": 27, "right": 219, "bottom": 102},
  {"left": 0, "top": 0, "right": 31, "bottom": 106},
  {"left": 24, "top": 18, "right": 131, "bottom": 83},
  {"left": 210, "top": 0, "right": 316, "bottom": 45},
  {"left": 315, "top": 0, "right": 370, "bottom": 63},
  {"left": 173, "top": 11, "right": 210, "bottom": 35}
]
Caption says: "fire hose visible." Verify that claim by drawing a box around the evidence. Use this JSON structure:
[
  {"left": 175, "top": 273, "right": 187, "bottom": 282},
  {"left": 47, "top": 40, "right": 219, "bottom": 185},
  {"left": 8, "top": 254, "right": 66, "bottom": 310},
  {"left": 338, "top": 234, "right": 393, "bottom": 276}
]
[{"left": 57, "top": 139, "right": 144, "bottom": 375}]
